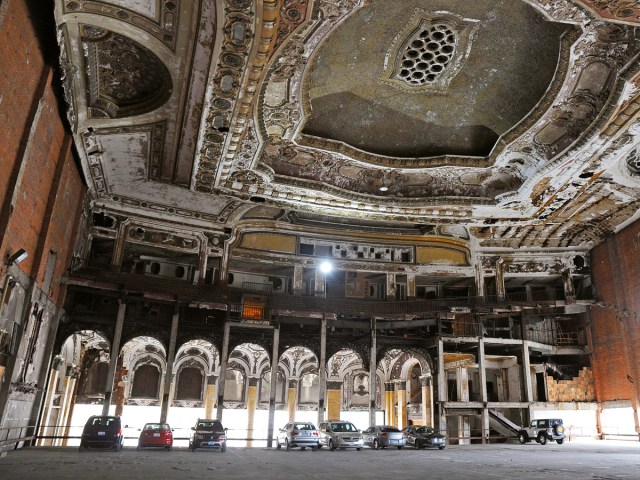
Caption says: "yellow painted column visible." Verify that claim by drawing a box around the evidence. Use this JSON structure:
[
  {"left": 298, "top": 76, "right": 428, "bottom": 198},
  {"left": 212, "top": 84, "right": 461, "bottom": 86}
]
[
  {"left": 397, "top": 380, "right": 407, "bottom": 429},
  {"left": 421, "top": 376, "right": 433, "bottom": 427},
  {"left": 326, "top": 381, "right": 342, "bottom": 420},
  {"left": 246, "top": 377, "right": 258, "bottom": 447},
  {"left": 287, "top": 379, "right": 299, "bottom": 421},
  {"left": 384, "top": 382, "right": 394, "bottom": 426},
  {"left": 204, "top": 374, "right": 217, "bottom": 419},
  {"left": 114, "top": 362, "right": 126, "bottom": 417}
]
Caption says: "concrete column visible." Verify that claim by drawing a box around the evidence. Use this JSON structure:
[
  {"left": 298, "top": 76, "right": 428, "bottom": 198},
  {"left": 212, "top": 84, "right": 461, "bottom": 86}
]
[
  {"left": 314, "top": 269, "right": 325, "bottom": 296},
  {"left": 293, "top": 265, "right": 304, "bottom": 296},
  {"left": 475, "top": 263, "right": 485, "bottom": 300},
  {"left": 246, "top": 377, "right": 258, "bottom": 447},
  {"left": 197, "top": 238, "right": 208, "bottom": 285},
  {"left": 562, "top": 268, "right": 575, "bottom": 304},
  {"left": 457, "top": 367, "right": 469, "bottom": 402},
  {"left": 385, "top": 382, "right": 395, "bottom": 426},
  {"left": 406, "top": 273, "right": 416, "bottom": 300},
  {"left": 317, "top": 317, "right": 327, "bottom": 427},
  {"left": 437, "top": 339, "right": 447, "bottom": 434},
  {"left": 397, "top": 381, "right": 407, "bottom": 429},
  {"left": 420, "top": 376, "right": 432, "bottom": 427},
  {"left": 102, "top": 300, "right": 126, "bottom": 415},
  {"left": 204, "top": 374, "right": 217, "bottom": 419},
  {"left": 37, "top": 368, "right": 59, "bottom": 446},
  {"left": 386, "top": 273, "right": 396, "bottom": 300},
  {"left": 495, "top": 258, "right": 506, "bottom": 302},
  {"left": 160, "top": 306, "right": 180, "bottom": 424},
  {"left": 521, "top": 341, "right": 533, "bottom": 403},
  {"left": 458, "top": 415, "right": 471, "bottom": 446},
  {"left": 267, "top": 325, "right": 280, "bottom": 447},
  {"left": 326, "top": 381, "right": 342, "bottom": 421},
  {"left": 478, "top": 339, "right": 488, "bottom": 444},
  {"left": 287, "top": 379, "right": 299, "bottom": 421},
  {"left": 369, "top": 318, "right": 377, "bottom": 427},
  {"left": 216, "top": 321, "right": 231, "bottom": 421},
  {"left": 457, "top": 368, "right": 470, "bottom": 445},
  {"left": 54, "top": 371, "right": 76, "bottom": 446}
]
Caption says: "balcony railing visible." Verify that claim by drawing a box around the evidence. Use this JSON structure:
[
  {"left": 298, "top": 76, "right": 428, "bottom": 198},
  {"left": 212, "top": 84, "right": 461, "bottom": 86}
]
[{"left": 66, "top": 268, "right": 567, "bottom": 319}]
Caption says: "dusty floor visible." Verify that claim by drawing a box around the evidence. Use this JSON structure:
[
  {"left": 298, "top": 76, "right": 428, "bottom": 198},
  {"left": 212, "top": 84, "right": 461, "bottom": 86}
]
[{"left": 0, "top": 440, "right": 639, "bottom": 480}]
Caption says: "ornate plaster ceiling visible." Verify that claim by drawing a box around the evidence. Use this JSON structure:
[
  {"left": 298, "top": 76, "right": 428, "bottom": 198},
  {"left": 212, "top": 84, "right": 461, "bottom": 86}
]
[{"left": 55, "top": 0, "right": 640, "bottom": 249}]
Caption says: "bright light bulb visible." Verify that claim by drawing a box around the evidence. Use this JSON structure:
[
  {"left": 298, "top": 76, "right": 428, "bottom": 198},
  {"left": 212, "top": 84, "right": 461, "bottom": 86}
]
[{"left": 319, "top": 260, "right": 333, "bottom": 274}]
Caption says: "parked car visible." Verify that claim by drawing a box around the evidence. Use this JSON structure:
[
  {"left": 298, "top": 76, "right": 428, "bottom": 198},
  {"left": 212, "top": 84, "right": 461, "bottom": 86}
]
[
  {"left": 518, "top": 418, "right": 565, "bottom": 445},
  {"left": 402, "top": 425, "right": 446, "bottom": 450},
  {"left": 79, "top": 415, "right": 124, "bottom": 452},
  {"left": 276, "top": 422, "right": 319, "bottom": 450},
  {"left": 318, "top": 420, "right": 364, "bottom": 451},
  {"left": 363, "top": 425, "right": 406, "bottom": 449},
  {"left": 189, "top": 418, "right": 227, "bottom": 452},
  {"left": 137, "top": 423, "right": 173, "bottom": 451}
]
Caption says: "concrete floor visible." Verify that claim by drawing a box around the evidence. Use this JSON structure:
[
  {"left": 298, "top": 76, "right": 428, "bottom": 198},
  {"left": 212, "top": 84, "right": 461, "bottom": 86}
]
[{"left": 0, "top": 440, "right": 639, "bottom": 480}]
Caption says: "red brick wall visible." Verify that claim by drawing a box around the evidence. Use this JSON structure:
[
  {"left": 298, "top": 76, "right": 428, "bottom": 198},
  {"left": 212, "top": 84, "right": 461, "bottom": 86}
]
[
  {"left": 0, "top": 0, "right": 86, "bottom": 304},
  {"left": 0, "top": 0, "right": 49, "bottom": 208},
  {"left": 590, "top": 220, "right": 640, "bottom": 403}
]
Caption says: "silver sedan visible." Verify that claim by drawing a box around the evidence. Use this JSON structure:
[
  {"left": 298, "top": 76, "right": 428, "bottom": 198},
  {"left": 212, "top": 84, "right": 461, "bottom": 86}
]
[
  {"left": 276, "top": 422, "right": 320, "bottom": 451},
  {"left": 362, "top": 425, "right": 407, "bottom": 449}
]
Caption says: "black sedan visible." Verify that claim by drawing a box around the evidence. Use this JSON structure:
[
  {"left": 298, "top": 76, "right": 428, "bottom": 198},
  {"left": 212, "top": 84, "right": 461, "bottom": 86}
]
[{"left": 402, "top": 426, "right": 446, "bottom": 450}]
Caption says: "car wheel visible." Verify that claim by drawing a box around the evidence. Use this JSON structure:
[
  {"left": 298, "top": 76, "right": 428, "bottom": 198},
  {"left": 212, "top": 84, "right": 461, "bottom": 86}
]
[
  {"left": 286, "top": 439, "right": 291, "bottom": 451},
  {"left": 115, "top": 442, "right": 121, "bottom": 452},
  {"left": 537, "top": 433, "right": 547, "bottom": 445},
  {"left": 191, "top": 444, "right": 197, "bottom": 452},
  {"left": 373, "top": 439, "right": 379, "bottom": 450},
  {"left": 276, "top": 439, "right": 281, "bottom": 449},
  {"left": 221, "top": 444, "right": 227, "bottom": 453},
  {"left": 397, "top": 446, "right": 402, "bottom": 450},
  {"left": 518, "top": 433, "right": 528, "bottom": 444},
  {"left": 301, "top": 447, "right": 306, "bottom": 451},
  {"left": 356, "top": 448, "right": 361, "bottom": 451},
  {"left": 438, "top": 446, "right": 445, "bottom": 450},
  {"left": 556, "top": 439, "right": 564, "bottom": 445},
  {"left": 311, "top": 446, "right": 318, "bottom": 451},
  {"left": 78, "top": 442, "right": 86, "bottom": 452},
  {"left": 136, "top": 444, "right": 141, "bottom": 451},
  {"left": 329, "top": 439, "right": 335, "bottom": 451}
]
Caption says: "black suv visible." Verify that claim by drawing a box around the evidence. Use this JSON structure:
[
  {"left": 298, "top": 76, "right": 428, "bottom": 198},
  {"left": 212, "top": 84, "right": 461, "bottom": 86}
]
[
  {"left": 189, "top": 418, "right": 227, "bottom": 452},
  {"left": 79, "top": 415, "right": 124, "bottom": 451},
  {"left": 518, "top": 418, "right": 565, "bottom": 445}
]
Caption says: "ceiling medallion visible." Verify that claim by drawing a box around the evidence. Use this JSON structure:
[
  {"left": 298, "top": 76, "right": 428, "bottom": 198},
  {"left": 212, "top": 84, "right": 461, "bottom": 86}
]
[{"left": 380, "top": 9, "right": 479, "bottom": 93}]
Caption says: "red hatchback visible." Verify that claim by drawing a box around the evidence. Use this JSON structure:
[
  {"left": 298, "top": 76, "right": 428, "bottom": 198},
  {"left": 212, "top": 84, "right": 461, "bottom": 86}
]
[{"left": 137, "top": 423, "right": 173, "bottom": 451}]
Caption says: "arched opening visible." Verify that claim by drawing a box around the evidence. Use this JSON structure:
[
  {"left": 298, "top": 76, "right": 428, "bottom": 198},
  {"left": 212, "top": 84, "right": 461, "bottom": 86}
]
[
  {"left": 176, "top": 367, "right": 203, "bottom": 400},
  {"left": 131, "top": 364, "right": 161, "bottom": 398}
]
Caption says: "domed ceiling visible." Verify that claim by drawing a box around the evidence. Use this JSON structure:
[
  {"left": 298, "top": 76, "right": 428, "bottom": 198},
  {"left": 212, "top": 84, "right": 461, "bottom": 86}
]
[{"left": 55, "top": 0, "right": 640, "bottom": 248}]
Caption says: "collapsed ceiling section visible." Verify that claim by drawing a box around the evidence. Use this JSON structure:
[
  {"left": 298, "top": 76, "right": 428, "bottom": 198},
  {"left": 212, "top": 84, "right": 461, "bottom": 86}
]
[{"left": 55, "top": 0, "right": 640, "bottom": 248}]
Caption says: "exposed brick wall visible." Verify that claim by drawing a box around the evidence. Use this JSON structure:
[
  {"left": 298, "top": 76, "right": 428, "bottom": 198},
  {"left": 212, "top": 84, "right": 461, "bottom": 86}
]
[
  {"left": 546, "top": 367, "right": 595, "bottom": 402},
  {"left": 0, "top": 0, "right": 86, "bottom": 303},
  {"left": 590, "top": 220, "right": 640, "bottom": 404},
  {"left": 0, "top": 0, "right": 48, "bottom": 210}
]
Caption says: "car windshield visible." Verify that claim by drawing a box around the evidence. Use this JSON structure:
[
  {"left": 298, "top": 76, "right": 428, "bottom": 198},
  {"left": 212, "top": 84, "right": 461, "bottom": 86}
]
[
  {"left": 144, "top": 423, "right": 170, "bottom": 430},
  {"left": 294, "top": 423, "right": 315, "bottom": 430},
  {"left": 89, "top": 417, "right": 117, "bottom": 427},
  {"left": 198, "top": 421, "right": 223, "bottom": 431},
  {"left": 331, "top": 423, "right": 357, "bottom": 432},
  {"left": 380, "top": 427, "right": 400, "bottom": 432},
  {"left": 415, "top": 426, "right": 436, "bottom": 434}
]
